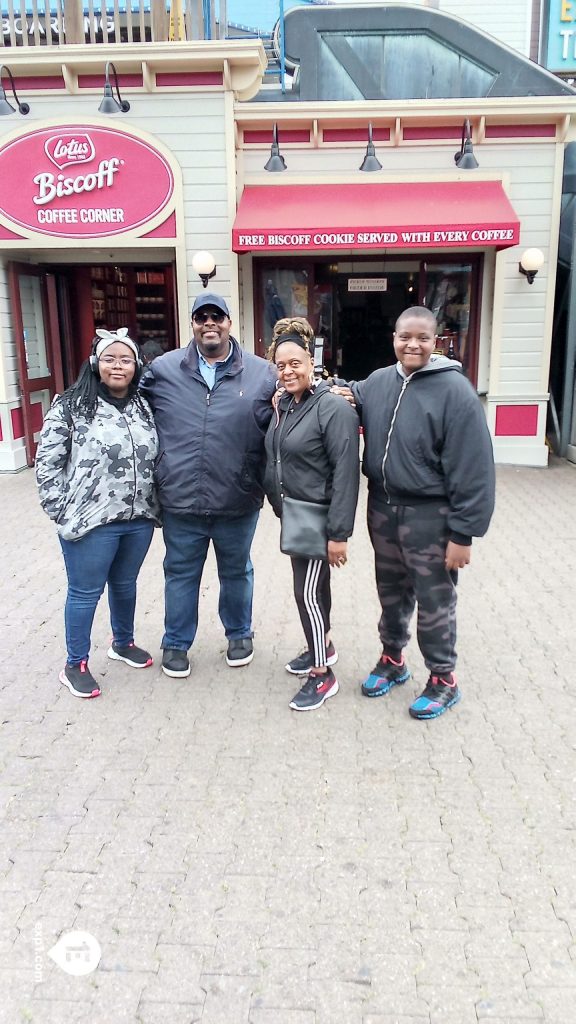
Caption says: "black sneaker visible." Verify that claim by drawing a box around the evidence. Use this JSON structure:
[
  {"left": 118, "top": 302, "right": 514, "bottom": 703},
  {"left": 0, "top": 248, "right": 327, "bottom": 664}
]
[
  {"left": 107, "top": 641, "right": 153, "bottom": 669},
  {"left": 226, "top": 638, "right": 254, "bottom": 667},
  {"left": 161, "top": 649, "right": 191, "bottom": 678},
  {"left": 285, "top": 641, "right": 338, "bottom": 676},
  {"left": 289, "top": 669, "right": 339, "bottom": 711},
  {"left": 59, "top": 661, "right": 101, "bottom": 699},
  {"left": 409, "top": 673, "right": 461, "bottom": 720},
  {"left": 361, "top": 653, "right": 410, "bottom": 697}
]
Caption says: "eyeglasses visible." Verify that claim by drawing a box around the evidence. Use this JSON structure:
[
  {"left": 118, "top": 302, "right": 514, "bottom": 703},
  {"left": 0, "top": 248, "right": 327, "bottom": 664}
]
[
  {"left": 99, "top": 356, "right": 136, "bottom": 367},
  {"left": 193, "top": 310, "right": 227, "bottom": 324}
]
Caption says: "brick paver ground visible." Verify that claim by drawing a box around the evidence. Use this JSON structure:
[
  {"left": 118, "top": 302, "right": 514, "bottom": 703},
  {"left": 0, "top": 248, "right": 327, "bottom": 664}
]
[{"left": 1, "top": 461, "right": 575, "bottom": 1024}]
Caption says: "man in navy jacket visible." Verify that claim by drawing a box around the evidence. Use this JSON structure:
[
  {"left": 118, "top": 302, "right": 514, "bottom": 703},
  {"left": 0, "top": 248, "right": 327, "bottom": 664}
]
[{"left": 140, "top": 292, "right": 277, "bottom": 678}]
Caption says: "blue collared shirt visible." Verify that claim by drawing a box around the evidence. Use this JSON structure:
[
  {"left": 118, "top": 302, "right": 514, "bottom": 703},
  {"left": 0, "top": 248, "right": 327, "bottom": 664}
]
[{"left": 196, "top": 343, "right": 233, "bottom": 390}]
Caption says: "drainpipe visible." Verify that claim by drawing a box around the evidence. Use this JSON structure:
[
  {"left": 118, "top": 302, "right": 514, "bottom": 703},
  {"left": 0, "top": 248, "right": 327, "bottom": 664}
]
[
  {"left": 560, "top": 143, "right": 576, "bottom": 456},
  {"left": 279, "top": 0, "right": 286, "bottom": 94}
]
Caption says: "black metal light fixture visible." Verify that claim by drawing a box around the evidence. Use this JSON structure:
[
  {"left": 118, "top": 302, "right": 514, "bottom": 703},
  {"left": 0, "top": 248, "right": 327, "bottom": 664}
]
[
  {"left": 192, "top": 251, "right": 217, "bottom": 289},
  {"left": 98, "top": 62, "right": 130, "bottom": 114},
  {"left": 454, "top": 119, "right": 478, "bottom": 169},
  {"left": 518, "top": 247, "right": 544, "bottom": 285},
  {"left": 0, "top": 65, "right": 30, "bottom": 116},
  {"left": 359, "top": 123, "right": 382, "bottom": 172},
  {"left": 264, "top": 123, "right": 287, "bottom": 172}
]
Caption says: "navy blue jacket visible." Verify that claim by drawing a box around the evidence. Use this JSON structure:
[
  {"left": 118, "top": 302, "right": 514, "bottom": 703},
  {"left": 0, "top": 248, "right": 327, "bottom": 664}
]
[{"left": 140, "top": 338, "right": 277, "bottom": 516}]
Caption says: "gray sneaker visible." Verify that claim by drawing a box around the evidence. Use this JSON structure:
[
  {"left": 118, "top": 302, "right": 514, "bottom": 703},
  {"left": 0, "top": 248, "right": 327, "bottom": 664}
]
[
  {"left": 161, "top": 649, "right": 191, "bottom": 678},
  {"left": 59, "top": 661, "right": 101, "bottom": 698},
  {"left": 226, "top": 638, "right": 254, "bottom": 667},
  {"left": 285, "top": 641, "right": 338, "bottom": 676}
]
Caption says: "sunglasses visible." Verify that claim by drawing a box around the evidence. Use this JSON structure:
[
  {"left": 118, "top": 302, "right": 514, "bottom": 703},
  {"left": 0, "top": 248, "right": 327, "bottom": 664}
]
[{"left": 193, "top": 310, "right": 227, "bottom": 324}]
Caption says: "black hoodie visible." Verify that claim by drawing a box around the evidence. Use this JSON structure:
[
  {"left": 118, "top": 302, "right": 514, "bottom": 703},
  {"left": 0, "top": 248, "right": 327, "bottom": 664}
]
[{"left": 350, "top": 356, "right": 495, "bottom": 543}]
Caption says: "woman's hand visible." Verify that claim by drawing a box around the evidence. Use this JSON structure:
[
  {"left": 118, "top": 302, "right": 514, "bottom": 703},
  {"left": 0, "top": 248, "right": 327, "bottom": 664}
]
[
  {"left": 328, "top": 540, "right": 348, "bottom": 568},
  {"left": 272, "top": 386, "right": 285, "bottom": 410}
]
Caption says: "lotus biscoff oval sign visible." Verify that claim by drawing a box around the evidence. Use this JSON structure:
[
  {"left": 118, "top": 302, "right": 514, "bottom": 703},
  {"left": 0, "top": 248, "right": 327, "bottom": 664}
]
[{"left": 0, "top": 125, "right": 174, "bottom": 238}]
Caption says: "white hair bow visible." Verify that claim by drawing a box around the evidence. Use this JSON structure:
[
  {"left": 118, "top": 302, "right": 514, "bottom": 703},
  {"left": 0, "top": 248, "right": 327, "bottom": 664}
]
[{"left": 95, "top": 327, "right": 130, "bottom": 342}]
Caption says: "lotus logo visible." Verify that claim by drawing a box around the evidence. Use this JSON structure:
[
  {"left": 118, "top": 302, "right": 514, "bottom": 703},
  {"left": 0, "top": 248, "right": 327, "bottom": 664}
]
[{"left": 45, "top": 133, "right": 95, "bottom": 170}]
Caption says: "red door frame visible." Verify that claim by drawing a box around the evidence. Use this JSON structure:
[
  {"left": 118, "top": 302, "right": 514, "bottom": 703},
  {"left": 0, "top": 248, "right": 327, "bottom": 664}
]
[{"left": 8, "top": 262, "right": 64, "bottom": 466}]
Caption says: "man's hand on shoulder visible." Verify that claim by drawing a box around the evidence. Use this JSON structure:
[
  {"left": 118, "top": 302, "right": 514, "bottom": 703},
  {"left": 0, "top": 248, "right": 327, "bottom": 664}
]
[{"left": 330, "top": 384, "right": 355, "bottom": 406}]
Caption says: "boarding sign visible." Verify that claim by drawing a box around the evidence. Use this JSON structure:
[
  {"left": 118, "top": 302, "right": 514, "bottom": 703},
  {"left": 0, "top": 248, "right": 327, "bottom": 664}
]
[
  {"left": 0, "top": 125, "right": 174, "bottom": 238},
  {"left": 544, "top": 0, "right": 576, "bottom": 72}
]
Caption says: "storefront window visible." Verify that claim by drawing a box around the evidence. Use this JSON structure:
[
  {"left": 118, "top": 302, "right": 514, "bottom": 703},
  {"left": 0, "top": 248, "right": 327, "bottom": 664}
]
[
  {"left": 260, "top": 268, "right": 311, "bottom": 352},
  {"left": 256, "top": 256, "right": 480, "bottom": 382},
  {"left": 424, "top": 262, "right": 473, "bottom": 374},
  {"left": 18, "top": 275, "right": 50, "bottom": 380}
]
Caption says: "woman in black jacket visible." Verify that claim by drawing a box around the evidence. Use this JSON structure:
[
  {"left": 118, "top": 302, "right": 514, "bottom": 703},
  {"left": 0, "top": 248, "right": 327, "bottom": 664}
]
[{"left": 264, "top": 319, "right": 360, "bottom": 711}]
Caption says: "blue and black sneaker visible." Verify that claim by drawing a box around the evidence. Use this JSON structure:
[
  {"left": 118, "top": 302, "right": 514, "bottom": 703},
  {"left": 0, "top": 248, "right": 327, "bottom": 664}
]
[
  {"left": 409, "top": 673, "right": 460, "bottom": 720},
  {"left": 361, "top": 653, "right": 410, "bottom": 697}
]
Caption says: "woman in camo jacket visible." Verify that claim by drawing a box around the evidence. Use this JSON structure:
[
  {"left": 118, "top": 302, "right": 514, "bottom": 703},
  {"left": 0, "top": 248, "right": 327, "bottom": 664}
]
[{"left": 36, "top": 328, "right": 160, "bottom": 699}]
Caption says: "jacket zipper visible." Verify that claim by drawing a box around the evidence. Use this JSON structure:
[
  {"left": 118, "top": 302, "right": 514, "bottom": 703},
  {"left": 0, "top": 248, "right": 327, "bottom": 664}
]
[
  {"left": 381, "top": 376, "right": 411, "bottom": 503},
  {"left": 124, "top": 413, "right": 137, "bottom": 518}
]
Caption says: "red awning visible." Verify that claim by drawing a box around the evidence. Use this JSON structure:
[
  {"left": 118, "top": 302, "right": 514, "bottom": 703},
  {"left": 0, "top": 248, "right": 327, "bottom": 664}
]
[{"left": 232, "top": 181, "right": 520, "bottom": 253}]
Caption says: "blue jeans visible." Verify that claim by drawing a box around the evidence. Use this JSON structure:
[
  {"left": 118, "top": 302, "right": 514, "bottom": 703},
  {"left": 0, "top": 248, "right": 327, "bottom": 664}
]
[
  {"left": 59, "top": 518, "right": 154, "bottom": 664},
  {"left": 162, "top": 509, "right": 260, "bottom": 650}
]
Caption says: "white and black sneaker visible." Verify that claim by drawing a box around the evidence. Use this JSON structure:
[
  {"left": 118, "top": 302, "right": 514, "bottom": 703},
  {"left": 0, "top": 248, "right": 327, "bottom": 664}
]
[
  {"left": 59, "top": 661, "right": 101, "bottom": 699},
  {"left": 161, "top": 649, "right": 191, "bottom": 678},
  {"left": 226, "top": 638, "right": 254, "bottom": 667},
  {"left": 289, "top": 669, "right": 339, "bottom": 711},
  {"left": 108, "top": 641, "right": 153, "bottom": 668},
  {"left": 285, "top": 641, "right": 338, "bottom": 676}
]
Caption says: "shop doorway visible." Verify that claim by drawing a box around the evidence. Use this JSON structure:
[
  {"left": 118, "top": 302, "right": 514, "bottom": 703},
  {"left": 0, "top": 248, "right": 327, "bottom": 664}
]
[
  {"left": 334, "top": 267, "right": 416, "bottom": 379},
  {"left": 9, "top": 258, "right": 178, "bottom": 463},
  {"left": 255, "top": 256, "right": 481, "bottom": 383},
  {"left": 61, "top": 261, "right": 178, "bottom": 382},
  {"left": 8, "top": 262, "right": 64, "bottom": 466}
]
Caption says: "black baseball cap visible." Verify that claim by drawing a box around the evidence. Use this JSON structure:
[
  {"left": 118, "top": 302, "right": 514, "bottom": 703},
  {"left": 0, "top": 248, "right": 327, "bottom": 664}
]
[{"left": 191, "top": 292, "right": 231, "bottom": 318}]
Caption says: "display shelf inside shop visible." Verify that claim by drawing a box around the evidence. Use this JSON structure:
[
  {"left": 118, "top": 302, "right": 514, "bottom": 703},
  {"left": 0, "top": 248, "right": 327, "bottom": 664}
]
[{"left": 134, "top": 269, "right": 169, "bottom": 345}]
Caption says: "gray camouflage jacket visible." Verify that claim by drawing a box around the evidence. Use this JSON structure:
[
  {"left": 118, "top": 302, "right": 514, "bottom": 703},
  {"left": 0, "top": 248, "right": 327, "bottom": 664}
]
[{"left": 35, "top": 395, "right": 160, "bottom": 542}]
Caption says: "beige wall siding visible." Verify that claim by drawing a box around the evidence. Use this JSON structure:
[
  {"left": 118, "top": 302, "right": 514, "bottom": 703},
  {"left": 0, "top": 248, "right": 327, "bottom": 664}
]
[
  {"left": 0, "top": 92, "right": 235, "bottom": 465},
  {"left": 0, "top": 92, "right": 233, "bottom": 381},
  {"left": 241, "top": 137, "right": 556, "bottom": 401}
]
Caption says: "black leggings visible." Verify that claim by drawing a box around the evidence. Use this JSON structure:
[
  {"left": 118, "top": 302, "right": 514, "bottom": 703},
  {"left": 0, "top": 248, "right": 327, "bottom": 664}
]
[{"left": 291, "top": 556, "right": 331, "bottom": 667}]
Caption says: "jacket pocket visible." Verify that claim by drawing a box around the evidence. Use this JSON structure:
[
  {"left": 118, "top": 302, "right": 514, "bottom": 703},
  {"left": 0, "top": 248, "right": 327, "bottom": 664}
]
[{"left": 238, "top": 454, "right": 262, "bottom": 493}]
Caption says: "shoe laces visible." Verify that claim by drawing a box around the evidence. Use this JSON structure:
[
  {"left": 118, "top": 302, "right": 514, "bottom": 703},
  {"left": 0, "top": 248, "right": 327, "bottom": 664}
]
[
  {"left": 309, "top": 670, "right": 331, "bottom": 688},
  {"left": 382, "top": 654, "right": 403, "bottom": 667},
  {"left": 430, "top": 673, "right": 456, "bottom": 688}
]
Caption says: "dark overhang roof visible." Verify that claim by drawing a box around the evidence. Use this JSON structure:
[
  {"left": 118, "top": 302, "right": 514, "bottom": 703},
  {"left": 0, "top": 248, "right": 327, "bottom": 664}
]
[{"left": 279, "top": 3, "right": 575, "bottom": 101}]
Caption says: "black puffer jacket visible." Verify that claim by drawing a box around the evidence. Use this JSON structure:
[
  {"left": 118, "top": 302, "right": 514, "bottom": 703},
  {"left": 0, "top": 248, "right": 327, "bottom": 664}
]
[
  {"left": 264, "top": 382, "right": 360, "bottom": 542},
  {"left": 350, "top": 357, "right": 495, "bottom": 543},
  {"left": 140, "top": 338, "right": 278, "bottom": 516}
]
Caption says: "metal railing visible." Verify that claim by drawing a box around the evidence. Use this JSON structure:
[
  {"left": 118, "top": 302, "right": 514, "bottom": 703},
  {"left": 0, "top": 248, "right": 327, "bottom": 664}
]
[{"left": 0, "top": 0, "right": 229, "bottom": 45}]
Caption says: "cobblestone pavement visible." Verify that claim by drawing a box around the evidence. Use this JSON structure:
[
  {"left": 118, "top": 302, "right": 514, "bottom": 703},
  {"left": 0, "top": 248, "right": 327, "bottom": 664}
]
[{"left": 1, "top": 461, "right": 575, "bottom": 1024}]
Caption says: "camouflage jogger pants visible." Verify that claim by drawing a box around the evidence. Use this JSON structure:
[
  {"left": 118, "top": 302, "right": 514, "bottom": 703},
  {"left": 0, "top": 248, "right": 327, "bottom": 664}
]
[{"left": 367, "top": 496, "right": 457, "bottom": 675}]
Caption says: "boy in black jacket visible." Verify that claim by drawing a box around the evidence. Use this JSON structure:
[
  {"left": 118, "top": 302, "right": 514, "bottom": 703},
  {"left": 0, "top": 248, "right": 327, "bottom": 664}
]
[{"left": 336, "top": 306, "right": 495, "bottom": 720}]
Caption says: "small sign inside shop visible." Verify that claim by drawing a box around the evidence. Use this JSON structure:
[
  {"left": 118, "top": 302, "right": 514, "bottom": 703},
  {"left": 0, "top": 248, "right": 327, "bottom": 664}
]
[
  {"left": 0, "top": 124, "right": 174, "bottom": 238},
  {"left": 348, "top": 278, "right": 388, "bottom": 292}
]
